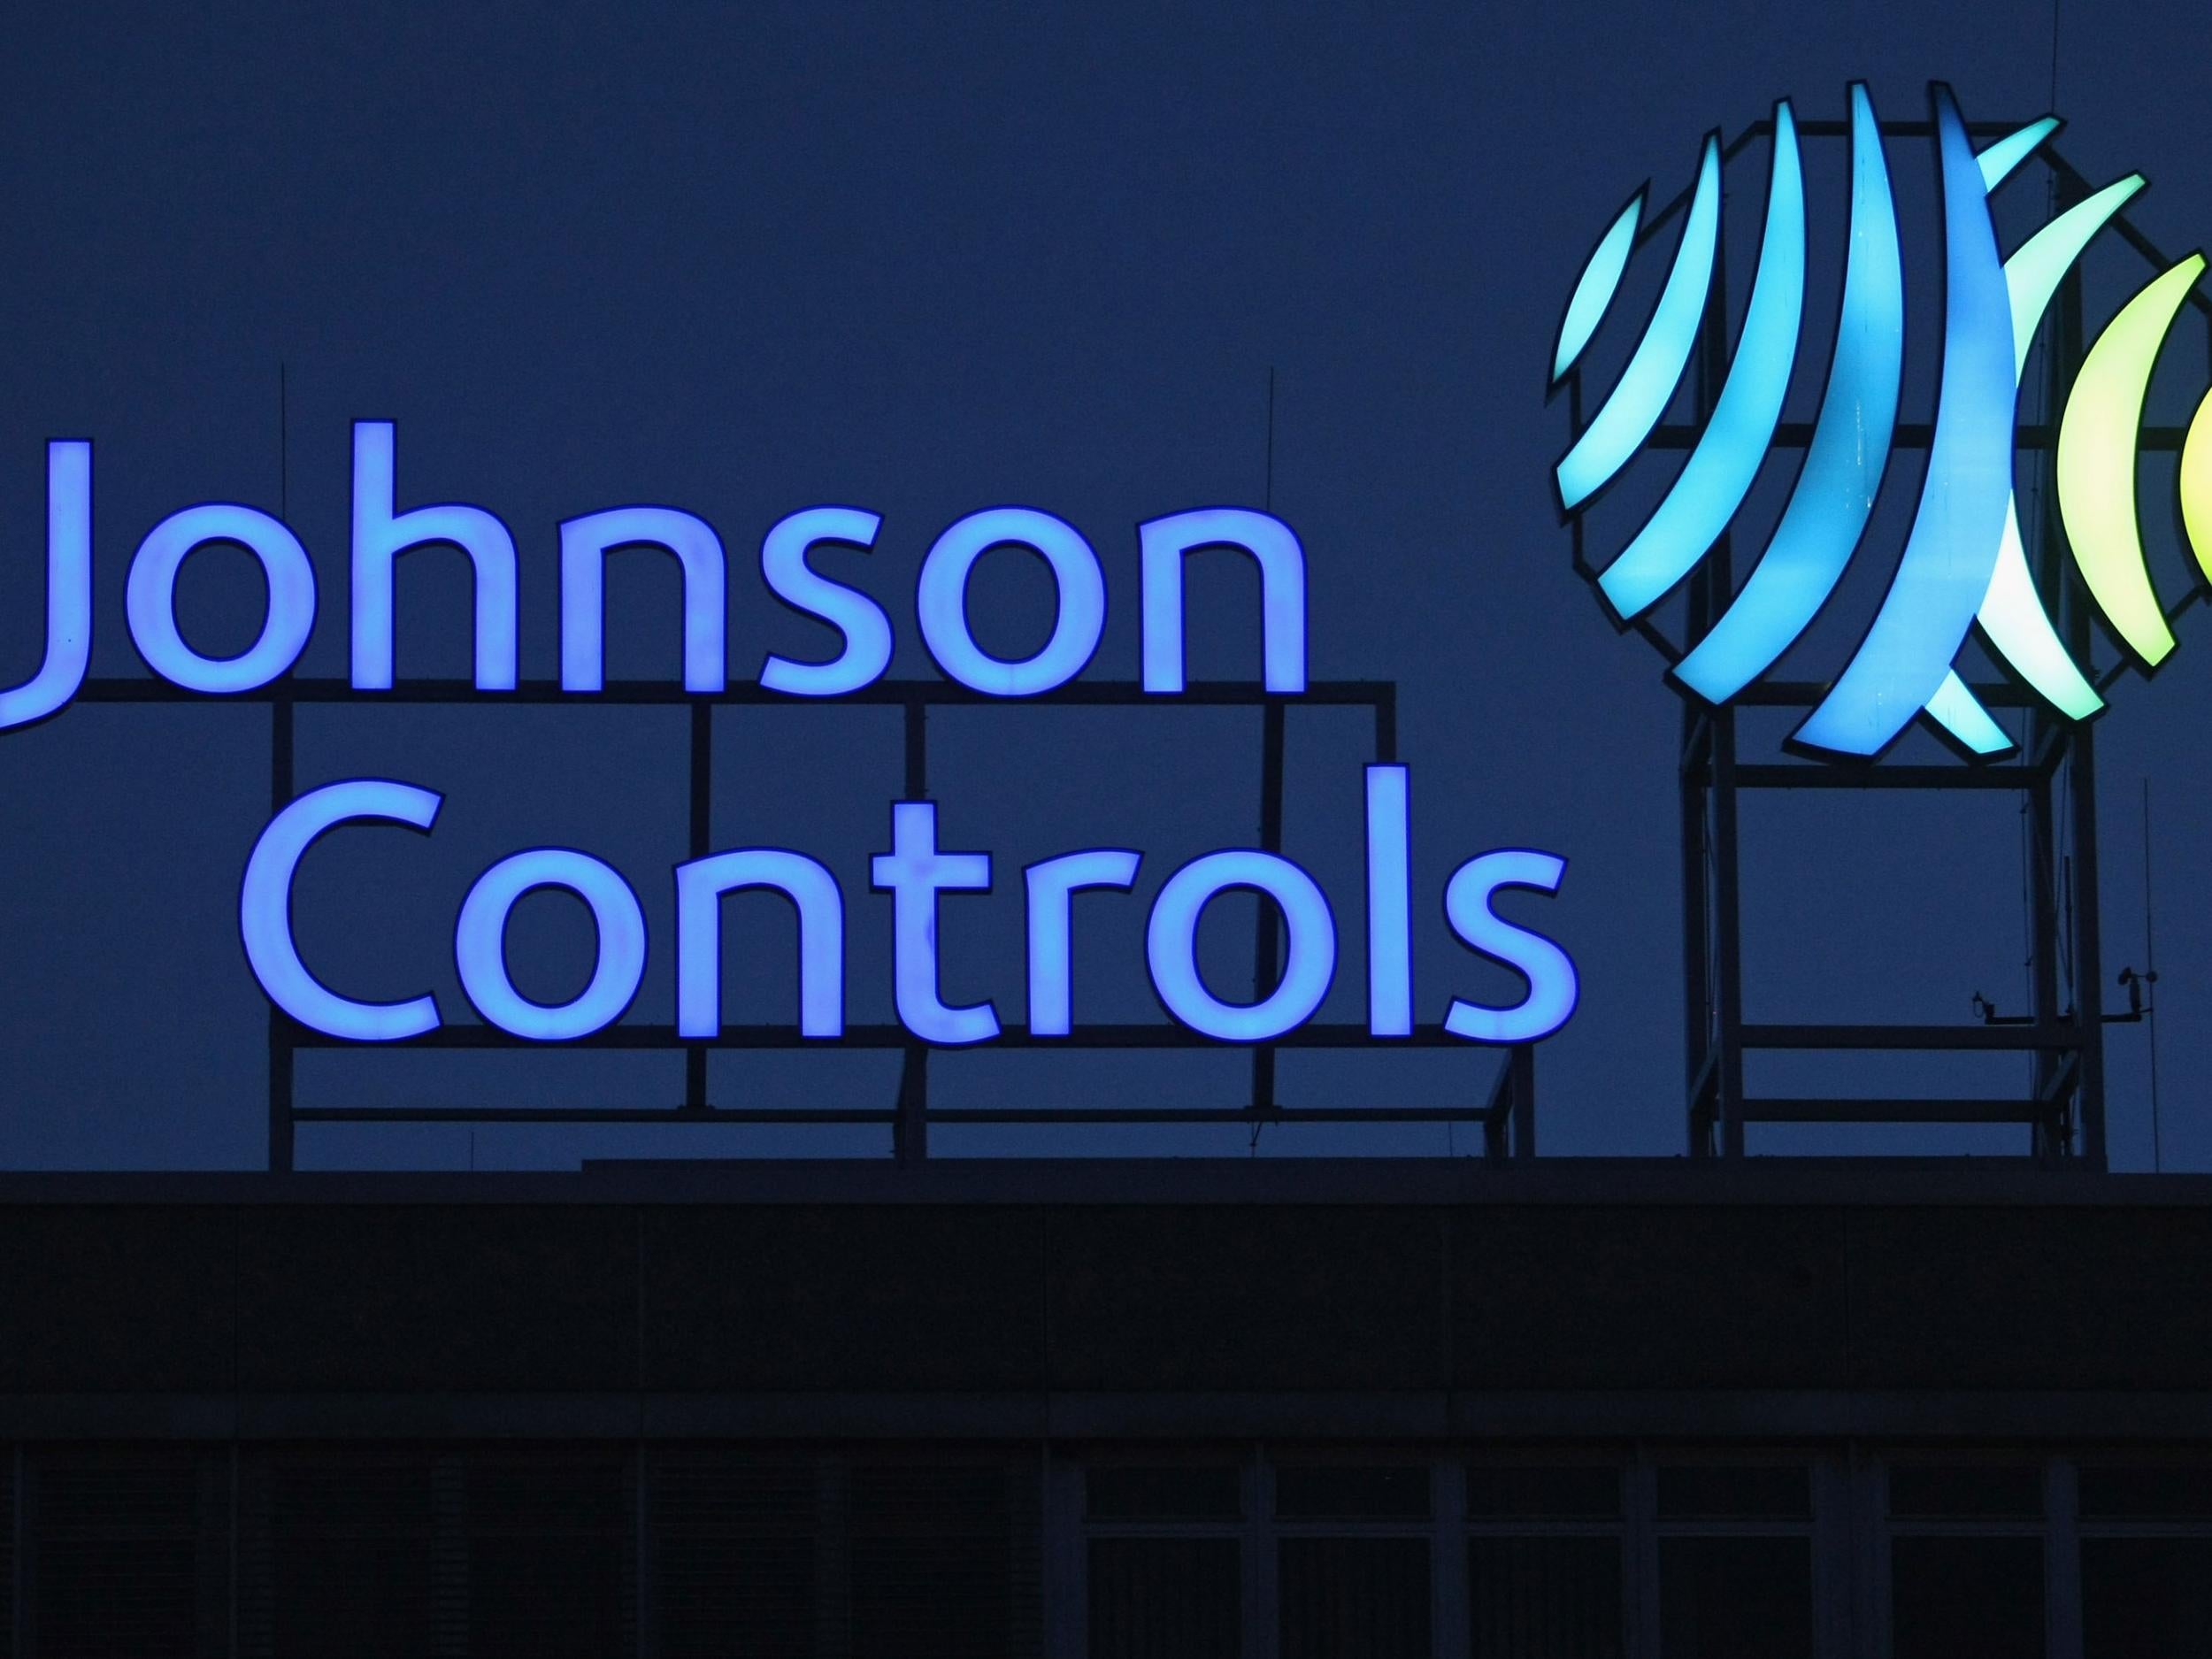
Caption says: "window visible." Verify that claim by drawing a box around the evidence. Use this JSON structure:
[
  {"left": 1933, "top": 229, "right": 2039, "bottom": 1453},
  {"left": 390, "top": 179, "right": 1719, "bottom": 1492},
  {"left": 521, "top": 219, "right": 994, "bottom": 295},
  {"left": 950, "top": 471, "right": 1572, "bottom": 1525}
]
[
  {"left": 1887, "top": 1465, "right": 2045, "bottom": 1659},
  {"left": 1890, "top": 1536, "right": 2042, "bottom": 1659},
  {"left": 2078, "top": 1463, "right": 2212, "bottom": 1658},
  {"left": 1086, "top": 1466, "right": 1243, "bottom": 1659},
  {"left": 1468, "top": 1535, "right": 1622, "bottom": 1658},
  {"left": 1657, "top": 1536, "right": 1812, "bottom": 1659},
  {"left": 1089, "top": 1537, "right": 1240, "bottom": 1659},
  {"left": 1466, "top": 1463, "right": 1624, "bottom": 1657},
  {"left": 1278, "top": 1537, "right": 1429, "bottom": 1659},
  {"left": 1654, "top": 1463, "right": 1814, "bottom": 1659}
]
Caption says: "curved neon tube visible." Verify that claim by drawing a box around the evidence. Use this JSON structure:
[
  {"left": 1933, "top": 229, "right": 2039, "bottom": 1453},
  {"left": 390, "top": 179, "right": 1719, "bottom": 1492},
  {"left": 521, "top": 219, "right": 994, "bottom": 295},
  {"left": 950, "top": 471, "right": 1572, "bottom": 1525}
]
[
  {"left": 1924, "top": 670, "right": 2011, "bottom": 755},
  {"left": 1555, "top": 136, "right": 1720, "bottom": 511},
  {"left": 2183, "top": 385, "right": 2212, "bottom": 584},
  {"left": 1800, "top": 87, "right": 2016, "bottom": 757},
  {"left": 2057, "top": 255, "right": 2205, "bottom": 666},
  {"left": 1942, "top": 177, "right": 2146, "bottom": 728},
  {"left": 1676, "top": 86, "right": 1898, "bottom": 703},
  {"left": 1598, "top": 104, "right": 1803, "bottom": 621},
  {"left": 1553, "top": 192, "right": 1643, "bottom": 384},
  {"left": 1976, "top": 117, "right": 2059, "bottom": 190}
]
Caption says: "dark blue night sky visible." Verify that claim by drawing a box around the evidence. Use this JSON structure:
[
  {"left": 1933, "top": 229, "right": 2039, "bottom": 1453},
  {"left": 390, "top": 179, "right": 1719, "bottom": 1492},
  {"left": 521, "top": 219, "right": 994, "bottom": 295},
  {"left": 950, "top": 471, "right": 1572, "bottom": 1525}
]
[{"left": 2, "top": 0, "right": 2208, "bottom": 1169}]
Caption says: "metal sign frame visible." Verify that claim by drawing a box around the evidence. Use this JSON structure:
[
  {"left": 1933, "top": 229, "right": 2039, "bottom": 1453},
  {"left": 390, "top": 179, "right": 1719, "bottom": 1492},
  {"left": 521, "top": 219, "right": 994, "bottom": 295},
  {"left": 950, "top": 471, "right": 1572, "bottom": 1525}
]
[
  {"left": 67, "top": 670, "right": 1536, "bottom": 1167},
  {"left": 1563, "top": 114, "right": 2204, "bottom": 1162}
]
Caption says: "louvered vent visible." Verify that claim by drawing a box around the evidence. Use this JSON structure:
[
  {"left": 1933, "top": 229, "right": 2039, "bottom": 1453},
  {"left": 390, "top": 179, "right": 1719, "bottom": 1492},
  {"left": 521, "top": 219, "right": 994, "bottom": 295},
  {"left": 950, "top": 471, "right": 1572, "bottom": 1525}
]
[
  {"left": 25, "top": 1446, "right": 215, "bottom": 1659},
  {"left": 849, "top": 1462, "right": 1040, "bottom": 1659},
  {"left": 239, "top": 1446, "right": 450, "bottom": 1659},
  {"left": 645, "top": 1450, "right": 817, "bottom": 1658},
  {"left": 465, "top": 1450, "right": 632, "bottom": 1658}
]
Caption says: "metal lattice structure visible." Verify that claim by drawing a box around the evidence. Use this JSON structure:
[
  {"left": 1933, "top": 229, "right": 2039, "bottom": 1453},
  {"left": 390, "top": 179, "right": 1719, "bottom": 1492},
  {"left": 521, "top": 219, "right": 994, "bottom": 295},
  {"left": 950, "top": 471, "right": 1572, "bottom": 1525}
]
[
  {"left": 70, "top": 671, "right": 1537, "bottom": 1167},
  {"left": 1563, "top": 114, "right": 2204, "bottom": 1163}
]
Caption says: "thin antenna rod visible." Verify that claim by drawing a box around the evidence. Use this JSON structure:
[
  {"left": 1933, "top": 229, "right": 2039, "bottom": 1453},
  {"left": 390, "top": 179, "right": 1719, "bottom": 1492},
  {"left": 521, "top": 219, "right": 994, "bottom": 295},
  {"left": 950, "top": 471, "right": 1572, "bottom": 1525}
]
[
  {"left": 2048, "top": 0, "right": 2062, "bottom": 112},
  {"left": 1263, "top": 366, "right": 1276, "bottom": 511},
  {"left": 2144, "top": 777, "right": 2162, "bottom": 1171}
]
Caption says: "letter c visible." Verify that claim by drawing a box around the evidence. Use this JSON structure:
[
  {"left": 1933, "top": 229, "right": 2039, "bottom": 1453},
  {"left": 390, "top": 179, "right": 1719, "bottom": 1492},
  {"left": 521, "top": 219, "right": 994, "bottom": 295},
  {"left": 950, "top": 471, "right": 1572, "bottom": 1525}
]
[{"left": 240, "top": 780, "right": 443, "bottom": 1041}]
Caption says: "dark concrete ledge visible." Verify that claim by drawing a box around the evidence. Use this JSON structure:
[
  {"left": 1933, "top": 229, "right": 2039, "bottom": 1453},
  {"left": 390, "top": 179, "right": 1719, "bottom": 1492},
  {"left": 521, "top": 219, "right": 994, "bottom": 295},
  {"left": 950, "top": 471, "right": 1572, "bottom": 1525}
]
[
  {"left": 0, "top": 1160, "right": 2205, "bottom": 1207},
  {"left": 0, "top": 1390, "right": 2205, "bottom": 1444}
]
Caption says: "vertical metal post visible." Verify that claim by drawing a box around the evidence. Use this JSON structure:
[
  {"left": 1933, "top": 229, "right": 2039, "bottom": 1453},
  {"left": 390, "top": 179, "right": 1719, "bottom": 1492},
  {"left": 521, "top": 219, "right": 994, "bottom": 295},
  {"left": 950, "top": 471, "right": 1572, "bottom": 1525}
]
[
  {"left": 268, "top": 689, "right": 296, "bottom": 1173},
  {"left": 1682, "top": 714, "right": 1712, "bottom": 1156},
  {"left": 2030, "top": 162, "right": 2085, "bottom": 1161},
  {"left": 683, "top": 701, "right": 711, "bottom": 1114},
  {"left": 1509, "top": 1044, "right": 1536, "bottom": 1158},
  {"left": 1431, "top": 1462, "right": 1470, "bottom": 1659},
  {"left": 2066, "top": 711, "right": 2108, "bottom": 1169},
  {"left": 2054, "top": 200, "right": 2108, "bottom": 1169},
  {"left": 268, "top": 363, "right": 296, "bottom": 1174},
  {"left": 1240, "top": 1454, "right": 1279, "bottom": 1659},
  {"left": 2044, "top": 1460, "right": 2085, "bottom": 1659},
  {"left": 1250, "top": 699, "right": 1286, "bottom": 1116},
  {"left": 12, "top": 1442, "right": 26, "bottom": 1659},
  {"left": 895, "top": 697, "right": 929, "bottom": 1162},
  {"left": 1041, "top": 1452, "right": 1087, "bottom": 1659},
  {"left": 1694, "top": 216, "right": 1746, "bottom": 1156},
  {"left": 1711, "top": 706, "right": 1746, "bottom": 1158},
  {"left": 2028, "top": 763, "right": 2064, "bottom": 1158}
]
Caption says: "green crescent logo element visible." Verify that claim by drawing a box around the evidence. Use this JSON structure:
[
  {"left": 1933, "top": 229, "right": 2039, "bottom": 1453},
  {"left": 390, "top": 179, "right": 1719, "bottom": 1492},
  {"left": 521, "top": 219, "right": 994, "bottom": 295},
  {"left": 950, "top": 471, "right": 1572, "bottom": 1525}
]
[{"left": 1552, "top": 81, "right": 2212, "bottom": 760}]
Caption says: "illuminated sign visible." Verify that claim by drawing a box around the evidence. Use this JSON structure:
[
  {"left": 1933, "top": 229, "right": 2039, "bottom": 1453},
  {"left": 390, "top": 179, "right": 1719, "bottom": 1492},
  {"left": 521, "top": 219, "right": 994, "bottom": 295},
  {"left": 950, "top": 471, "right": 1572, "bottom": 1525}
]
[
  {"left": 1555, "top": 81, "right": 2212, "bottom": 758},
  {"left": 3, "top": 445, "right": 1578, "bottom": 1048}
]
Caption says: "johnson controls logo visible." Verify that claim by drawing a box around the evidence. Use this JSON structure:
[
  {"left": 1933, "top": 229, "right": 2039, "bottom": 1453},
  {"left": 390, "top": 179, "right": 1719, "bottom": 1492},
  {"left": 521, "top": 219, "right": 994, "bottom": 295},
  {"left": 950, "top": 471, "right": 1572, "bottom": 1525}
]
[{"left": 1552, "top": 81, "right": 2212, "bottom": 759}]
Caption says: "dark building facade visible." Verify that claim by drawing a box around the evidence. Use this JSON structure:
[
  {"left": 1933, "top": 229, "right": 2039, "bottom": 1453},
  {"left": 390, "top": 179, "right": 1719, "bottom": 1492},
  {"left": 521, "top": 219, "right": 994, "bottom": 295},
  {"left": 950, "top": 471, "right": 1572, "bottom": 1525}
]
[{"left": 0, "top": 1161, "right": 2207, "bottom": 1655}]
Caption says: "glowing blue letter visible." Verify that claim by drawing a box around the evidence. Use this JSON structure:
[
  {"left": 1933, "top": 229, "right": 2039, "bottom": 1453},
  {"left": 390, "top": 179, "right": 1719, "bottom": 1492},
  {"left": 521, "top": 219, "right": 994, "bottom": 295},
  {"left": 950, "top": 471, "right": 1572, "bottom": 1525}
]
[
  {"left": 0, "top": 442, "right": 92, "bottom": 731},
  {"left": 759, "top": 507, "right": 894, "bottom": 697},
  {"left": 455, "top": 849, "right": 646, "bottom": 1041},
  {"left": 1146, "top": 850, "right": 1335, "bottom": 1042},
  {"left": 675, "top": 849, "right": 844, "bottom": 1039},
  {"left": 1442, "top": 850, "right": 1578, "bottom": 1043},
  {"left": 1139, "top": 509, "right": 1307, "bottom": 694},
  {"left": 870, "top": 801, "right": 998, "bottom": 1044},
  {"left": 350, "top": 420, "right": 518, "bottom": 691},
  {"left": 239, "top": 780, "right": 442, "bottom": 1042},
  {"left": 1025, "top": 849, "right": 1141, "bottom": 1037},
  {"left": 127, "top": 503, "right": 316, "bottom": 693},
  {"left": 916, "top": 508, "right": 1103, "bottom": 696},
  {"left": 560, "top": 506, "right": 726, "bottom": 693},
  {"left": 1364, "top": 764, "right": 1411, "bottom": 1038}
]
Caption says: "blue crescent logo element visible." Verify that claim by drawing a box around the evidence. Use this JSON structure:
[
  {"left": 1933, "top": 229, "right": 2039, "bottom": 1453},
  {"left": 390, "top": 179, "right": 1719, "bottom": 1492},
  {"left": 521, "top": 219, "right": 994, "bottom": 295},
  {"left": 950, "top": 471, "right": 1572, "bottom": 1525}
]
[{"left": 1553, "top": 81, "right": 2212, "bottom": 759}]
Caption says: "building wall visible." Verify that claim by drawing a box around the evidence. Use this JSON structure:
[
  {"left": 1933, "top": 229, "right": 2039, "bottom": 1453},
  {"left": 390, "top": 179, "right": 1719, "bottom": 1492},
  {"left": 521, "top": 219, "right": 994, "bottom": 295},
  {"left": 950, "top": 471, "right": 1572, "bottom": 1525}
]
[
  {"left": 0, "top": 1164, "right": 2206, "bottom": 1441},
  {"left": 0, "top": 1164, "right": 2206, "bottom": 1653}
]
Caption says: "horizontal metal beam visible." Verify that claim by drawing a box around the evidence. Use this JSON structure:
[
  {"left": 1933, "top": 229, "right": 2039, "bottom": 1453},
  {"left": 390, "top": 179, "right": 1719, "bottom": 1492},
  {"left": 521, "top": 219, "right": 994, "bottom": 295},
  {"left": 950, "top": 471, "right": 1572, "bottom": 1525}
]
[
  {"left": 1734, "top": 764, "right": 2036, "bottom": 790},
  {"left": 1740, "top": 1099, "right": 2054, "bottom": 1125},
  {"left": 285, "top": 1021, "right": 1486, "bottom": 1051},
  {"left": 74, "top": 677, "right": 1394, "bottom": 709},
  {"left": 1742, "top": 1023, "right": 2084, "bottom": 1053},
  {"left": 290, "top": 1105, "right": 1490, "bottom": 1125},
  {"left": 1647, "top": 422, "right": 2188, "bottom": 453},
  {"left": 1733, "top": 681, "right": 2047, "bottom": 710}
]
